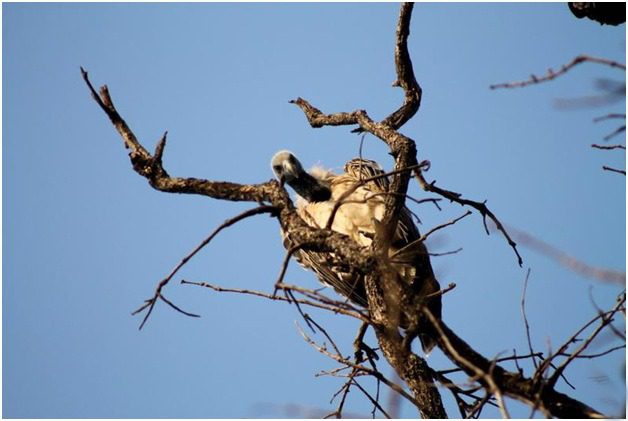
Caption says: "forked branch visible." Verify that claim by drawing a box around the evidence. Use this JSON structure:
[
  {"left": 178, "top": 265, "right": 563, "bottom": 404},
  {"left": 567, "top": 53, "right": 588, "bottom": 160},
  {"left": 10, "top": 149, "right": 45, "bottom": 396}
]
[
  {"left": 131, "top": 205, "right": 276, "bottom": 329},
  {"left": 82, "top": 2, "right": 614, "bottom": 418}
]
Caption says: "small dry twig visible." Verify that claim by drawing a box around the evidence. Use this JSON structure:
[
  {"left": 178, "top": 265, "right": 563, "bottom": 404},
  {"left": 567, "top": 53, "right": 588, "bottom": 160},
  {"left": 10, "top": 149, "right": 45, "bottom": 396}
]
[
  {"left": 182, "top": 279, "right": 370, "bottom": 323},
  {"left": 602, "top": 166, "right": 626, "bottom": 176},
  {"left": 131, "top": 205, "right": 275, "bottom": 329},
  {"left": 296, "top": 322, "right": 421, "bottom": 409},
  {"left": 392, "top": 211, "right": 471, "bottom": 259},
  {"left": 534, "top": 292, "right": 626, "bottom": 389},
  {"left": 591, "top": 143, "right": 625, "bottom": 150},
  {"left": 413, "top": 169, "right": 523, "bottom": 266},
  {"left": 520, "top": 268, "right": 539, "bottom": 370},
  {"left": 490, "top": 55, "right": 626, "bottom": 90}
]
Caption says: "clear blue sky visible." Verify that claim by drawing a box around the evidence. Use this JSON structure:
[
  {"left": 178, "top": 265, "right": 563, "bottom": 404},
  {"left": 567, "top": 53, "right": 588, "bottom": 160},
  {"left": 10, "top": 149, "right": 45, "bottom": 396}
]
[{"left": 3, "top": 2, "right": 625, "bottom": 418}]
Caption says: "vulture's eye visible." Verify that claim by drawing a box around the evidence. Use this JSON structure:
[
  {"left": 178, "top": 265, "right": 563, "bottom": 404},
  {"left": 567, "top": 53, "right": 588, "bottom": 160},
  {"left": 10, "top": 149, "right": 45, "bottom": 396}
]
[{"left": 273, "top": 165, "right": 282, "bottom": 172}]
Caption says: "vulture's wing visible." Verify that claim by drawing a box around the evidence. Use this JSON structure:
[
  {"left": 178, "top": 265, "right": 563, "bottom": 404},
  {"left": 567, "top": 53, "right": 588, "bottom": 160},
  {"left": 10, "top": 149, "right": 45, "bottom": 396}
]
[
  {"left": 344, "top": 158, "right": 442, "bottom": 354},
  {"left": 281, "top": 219, "right": 368, "bottom": 307}
]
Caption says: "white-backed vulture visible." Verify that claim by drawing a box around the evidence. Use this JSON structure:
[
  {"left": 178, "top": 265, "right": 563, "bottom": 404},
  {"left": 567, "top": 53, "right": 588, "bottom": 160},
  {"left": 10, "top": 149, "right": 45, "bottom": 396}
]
[{"left": 271, "top": 150, "right": 441, "bottom": 353}]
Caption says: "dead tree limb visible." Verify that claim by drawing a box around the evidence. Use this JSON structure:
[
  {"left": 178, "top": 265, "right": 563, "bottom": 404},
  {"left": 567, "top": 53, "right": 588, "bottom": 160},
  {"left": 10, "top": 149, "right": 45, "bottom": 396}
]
[
  {"left": 82, "top": 2, "right": 614, "bottom": 418},
  {"left": 423, "top": 308, "right": 607, "bottom": 419}
]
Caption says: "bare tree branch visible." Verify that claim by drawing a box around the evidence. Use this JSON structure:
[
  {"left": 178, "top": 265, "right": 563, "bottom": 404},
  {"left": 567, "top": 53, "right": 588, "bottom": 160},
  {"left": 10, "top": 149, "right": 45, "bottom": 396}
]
[
  {"left": 392, "top": 211, "right": 472, "bottom": 260},
  {"left": 572, "top": 344, "right": 626, "bottom": 359},
  {"left": 591, "top": 143, "right": 625, "bottom": 150},
  {"left": 490, "top": 55, "right": 626, "bottom": 90},
  {"left": 601, "top": 125, "right": 626, "bottom": 141},
  {"left": 295, "top": 321, "right": 422, "bottom": 410},
  {"left": 413, "top": 169, "right": 524, "bottom": 266},
  {"left": 422, "top": 307, "right": 607, "bottom": 418},
  {"left": 593, "top": 113, "right": 626, "bottom": 122},
  {"left": 545, "top": 293, "right": 626, "bottom": 389},
  {"left": 520, "top": 268, "right": 539, "bottom": 370},
  {"left": 131, "top": 205, "right": 275, "bottom": 329},
  {"left": 82, "top": 3, "right": 619, "bottom": 418},
  {"left": 181, "top": 279, "right": 370, "bottom": 323},
  {"left": 379, "top": 2, "right": 422, "bottom": 131},
  {"left": 602, "top": 165, "right": 626, "bottom": 175}
]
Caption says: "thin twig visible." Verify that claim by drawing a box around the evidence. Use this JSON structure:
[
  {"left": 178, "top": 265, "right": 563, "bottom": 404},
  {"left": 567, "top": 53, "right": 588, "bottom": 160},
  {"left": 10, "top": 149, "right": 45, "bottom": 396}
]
[
  {"left": 327, "top": 370, "right": 356, "bottom": 419},
  {"left": 602, "top": 125, "right": 626, "bottom": 141},
  {"left": 414, "top": 169, "right": 523, "bottom": 266},
  {"left": 295, "top": 323, "right": 422, "bottom": 408},
  {"left": 351, "top": 379, "right": 392, "bottom": 419},
  {"left": 466, "top": 393, "right": 492, "bottom": 419},
  {"left": 490, "top": 55, "right": 626, "bottom": 90},
  {"left": 182, "top": 280, "right": 370, "bottom": 323},
  {"left": 273, "top": 243, "right": 310, "bottom": 297},
  {"left": 131, "top": 205, "right": 276, "bottom": 329},
  {"left": 569, "top": 344, "right": 625, "bottom": 359},
  {"left": 158, "top": 294, "right": 200, "bottom": 318},
  {"left": 602, "top": 166, "right": 626, "bottom": 175},
  {"left": 287, "top": 290, "right": 317, "bottom": 333},
  {"left": 542, "top": 293, "right": 626, "bottom": 388},
  {"left": 593, "top": 113, "right": 626, "bottom": 122},
  {"left": 431, "top": 370, "right": 498, "bottom": 418},
  {"left": 275, "top": 281, "right": 365, "bottom": 313},
  {"left": 437, "top": 352, "right": 544, "bottom": 376},
  {"left": 520, "top": 268, "right": 538, "bottom": 370},
  {"left": 304, "top": 314, "right": 343, "bottom": 357},
  {"left": 391, "top": 211, "right": 471, "bottom": 259},
  {"left": 591, "top": 143, "right": 625, "bottom": 150},
  {"left": 425, "top": 282, "right": 457, "bottom": 300},
  {"left": 429, "top": 247, "right": 463, "bottom": 257}
]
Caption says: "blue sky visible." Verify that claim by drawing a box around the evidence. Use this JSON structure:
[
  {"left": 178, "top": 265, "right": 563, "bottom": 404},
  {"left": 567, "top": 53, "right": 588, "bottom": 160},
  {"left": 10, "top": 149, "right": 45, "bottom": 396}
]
[{"left": 3, "top": 2, "right": 625, "bottom": 418}]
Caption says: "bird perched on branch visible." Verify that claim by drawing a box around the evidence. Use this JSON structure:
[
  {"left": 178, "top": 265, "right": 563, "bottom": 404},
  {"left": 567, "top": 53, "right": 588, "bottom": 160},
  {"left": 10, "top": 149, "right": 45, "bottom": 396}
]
[{"left": 271, "top": 150, "right": 442, "bottom": 353}]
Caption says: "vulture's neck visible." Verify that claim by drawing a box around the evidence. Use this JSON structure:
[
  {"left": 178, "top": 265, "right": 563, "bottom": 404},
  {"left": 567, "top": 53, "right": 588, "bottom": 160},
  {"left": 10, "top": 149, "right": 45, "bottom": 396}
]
[{"left": 290, "top": 172, "right": 331, "bottom": 202}]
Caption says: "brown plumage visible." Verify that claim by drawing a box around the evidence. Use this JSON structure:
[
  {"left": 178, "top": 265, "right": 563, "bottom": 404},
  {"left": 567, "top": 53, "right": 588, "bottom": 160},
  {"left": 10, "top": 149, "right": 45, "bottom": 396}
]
[{"left": 271, "top": 152, "right": 441, "bottom": 353}]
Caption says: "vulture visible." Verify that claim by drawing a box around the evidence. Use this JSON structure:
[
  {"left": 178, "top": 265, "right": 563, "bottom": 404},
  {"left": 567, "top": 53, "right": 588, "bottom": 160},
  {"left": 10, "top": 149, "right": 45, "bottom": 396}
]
[{"left": 271, "top": 150, "right": 442, "bottom": 354}]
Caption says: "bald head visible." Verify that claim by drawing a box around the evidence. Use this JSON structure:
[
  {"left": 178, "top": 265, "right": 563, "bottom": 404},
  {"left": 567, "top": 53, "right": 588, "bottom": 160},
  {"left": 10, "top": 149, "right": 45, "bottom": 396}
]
[
  {"left": 270, "top": 150, "right": 331, "bottom": 202},
  {"left": 271, "top": 150, "right": 305, "bottom": 186}
]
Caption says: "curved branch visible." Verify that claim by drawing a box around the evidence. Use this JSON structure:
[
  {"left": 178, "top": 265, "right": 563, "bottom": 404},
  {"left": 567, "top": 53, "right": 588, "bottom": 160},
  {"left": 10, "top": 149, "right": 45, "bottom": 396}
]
[
  {"left": 353, "top": 2, "right": 422, "bottom": 133},
  {"left": 423, "top": 308, "right": 607, "bottom": 418},
  {"left": 81, "top": 69, "right": 378, "bottom": 324}
]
